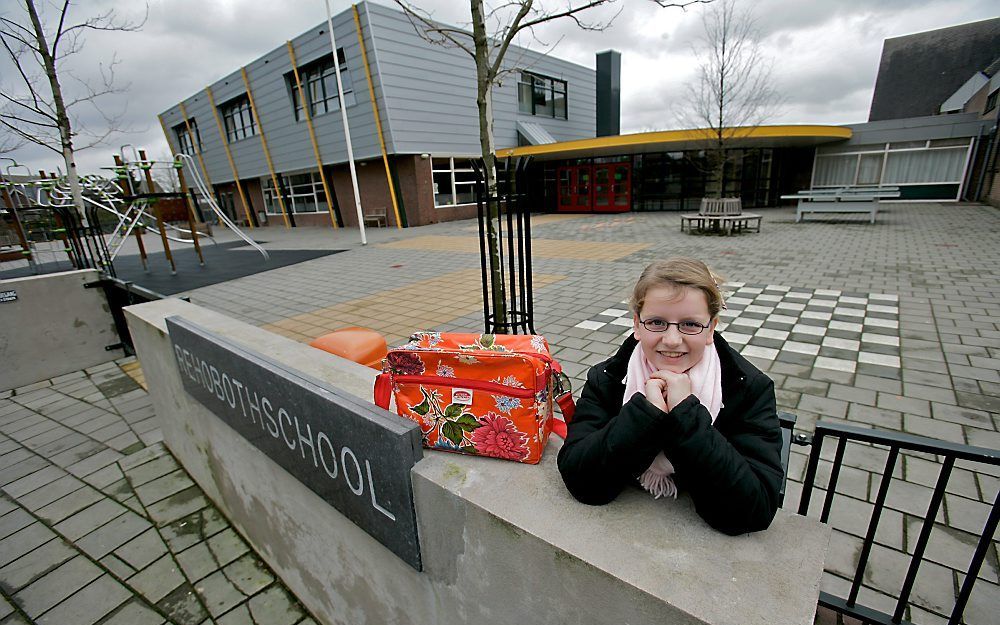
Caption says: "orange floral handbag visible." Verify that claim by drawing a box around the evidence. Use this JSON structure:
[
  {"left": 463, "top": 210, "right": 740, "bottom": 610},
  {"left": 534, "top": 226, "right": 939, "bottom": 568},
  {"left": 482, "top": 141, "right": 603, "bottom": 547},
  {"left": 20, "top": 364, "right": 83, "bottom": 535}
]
[{"left": 374, "top": 332, "right": 574, "bottom": 464}]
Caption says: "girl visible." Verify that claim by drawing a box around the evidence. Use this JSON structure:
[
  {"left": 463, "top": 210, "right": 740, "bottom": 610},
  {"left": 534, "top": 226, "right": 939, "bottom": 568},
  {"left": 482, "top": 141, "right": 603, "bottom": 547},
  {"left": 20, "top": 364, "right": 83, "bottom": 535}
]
[{"left": 557, "top": 258, "right": 783, "bottom": 535}]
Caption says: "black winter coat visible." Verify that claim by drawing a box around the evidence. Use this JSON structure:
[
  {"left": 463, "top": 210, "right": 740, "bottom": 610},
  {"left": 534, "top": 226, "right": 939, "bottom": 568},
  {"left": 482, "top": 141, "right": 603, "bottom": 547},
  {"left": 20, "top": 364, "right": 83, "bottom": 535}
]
[{"left": 557, "top": 333, "right": 783, "bottom": 535}]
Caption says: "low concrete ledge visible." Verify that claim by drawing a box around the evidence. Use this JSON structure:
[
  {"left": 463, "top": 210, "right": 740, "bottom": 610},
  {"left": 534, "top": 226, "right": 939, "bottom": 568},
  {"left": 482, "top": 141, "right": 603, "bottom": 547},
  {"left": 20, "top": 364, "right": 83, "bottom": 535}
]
[
  {"left": 126, "top": 299, "right": 830, "bottom": 625},
  {"left": 1, "top": 269, "right": 124, "bottom": 390}
]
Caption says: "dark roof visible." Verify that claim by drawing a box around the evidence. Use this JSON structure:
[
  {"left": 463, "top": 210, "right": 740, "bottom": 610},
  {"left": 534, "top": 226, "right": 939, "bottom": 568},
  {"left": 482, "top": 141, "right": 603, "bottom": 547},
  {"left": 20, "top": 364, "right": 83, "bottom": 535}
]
[{"left": 868, "top": 17, "right": 1000, "bottom": 121}]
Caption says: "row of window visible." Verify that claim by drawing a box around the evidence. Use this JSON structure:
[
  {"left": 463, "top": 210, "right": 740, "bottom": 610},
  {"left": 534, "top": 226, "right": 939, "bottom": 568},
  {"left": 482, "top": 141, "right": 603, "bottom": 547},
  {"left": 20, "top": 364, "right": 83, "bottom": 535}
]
[
  {"left": 813, "top": 139, "right": 973, "bottom": 187},
  {"left": 173, "top": 48, "right": 354, "bottom": 153}
]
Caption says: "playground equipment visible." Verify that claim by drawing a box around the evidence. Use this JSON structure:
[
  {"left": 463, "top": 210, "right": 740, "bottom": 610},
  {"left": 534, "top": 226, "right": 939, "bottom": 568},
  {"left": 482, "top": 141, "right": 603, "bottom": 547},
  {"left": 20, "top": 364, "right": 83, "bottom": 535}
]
[{"left": 0, "top": 148, "right": 268, "bottom": 277}]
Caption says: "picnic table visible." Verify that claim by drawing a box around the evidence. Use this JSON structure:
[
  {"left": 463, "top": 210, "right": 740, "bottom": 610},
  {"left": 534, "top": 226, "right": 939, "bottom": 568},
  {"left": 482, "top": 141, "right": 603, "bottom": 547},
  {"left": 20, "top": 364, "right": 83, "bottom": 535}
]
[{"left": 782, "top": 186, "right": 900, "bottom": 224}]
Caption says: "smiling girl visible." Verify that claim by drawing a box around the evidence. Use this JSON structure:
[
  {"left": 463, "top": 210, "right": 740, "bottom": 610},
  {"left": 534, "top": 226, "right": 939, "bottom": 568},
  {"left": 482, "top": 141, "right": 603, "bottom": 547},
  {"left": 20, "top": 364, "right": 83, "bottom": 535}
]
[{"left": 557, "top": 258, "right": 783, "bottom": 535}]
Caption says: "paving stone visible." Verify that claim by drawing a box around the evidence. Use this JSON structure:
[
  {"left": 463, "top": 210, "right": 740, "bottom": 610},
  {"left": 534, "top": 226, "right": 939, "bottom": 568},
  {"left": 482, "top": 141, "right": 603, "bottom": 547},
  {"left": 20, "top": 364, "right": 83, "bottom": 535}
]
[
  {"left": 1, "top": 465, "right": 66, "bottom": 499},
  {"left": 0, "top": 522, "right": 56, "bottom": 567},
  {"left": 193, "top": 568, "right": 246, "bottom": 618},
  {"left": 146, "top": 487, "right": 208, "bottom": 527},
  {"left": 0, "top": 455, "right": 48, "bottom": 487},
  {"left": 127, "top": 554, "right": 186, "bottom": 604},
  {"left": 875, "top": 392, "right": 932, "bottom": 417},
  {"left": 124, "top": 454, "right": 180, "bottom": 487},
  {"left": 157, "top": 582, "right": 208, "bottom": 625},
  {"left": 115, "top": 528, "right": 169, "bottom": 571},
  {"left": 904, "top": 518, "right": 998, "bottom": 584},
  {"left": 846, "top": 404, "right": 902, "bottom": 430},
  {"left": 0, "top": 538, "right": 75, "bottom": 592},
  {"left": 99, "top": 599, "right": 167, "bottom": 625},
  {"left": 11, "top": 555, "right": 101, "bottom": 618},
  {"left": 963, "top": 579, "right": 999, "bottom": 625},
  {"left": 135, "top": 469, "right": 196, "bottom": 507},
  {"left": 15, "top": 474, "right": 86, "bottom": 512},
  {"left": 246, "top": 584, "right": 305, "bottom": 625},
  {"left": 65, "top": 447, "right": 123, "bottom": 479},
  {"left": 0, "top": 509, "right": 33, "bottom": 540},
  {"left": 36, "top": 574, "right": 131, "bottom": 625},
  {"left": 223, "top": 552, "right": 273, "bottom": 596},
  {"left": 902, "top": 414, "right": 967, "bottom": 444},
  {"left": 53, "top": 497, "right": 127, "bottom": 540},
  {"left": 798, "top": 394, "right": 848, "bottom": 419},
  {"left": 76, "top": 510, "right": 151, "bottom": 559},
  {"left": 944, "top": 493, "right": 994, "bottom": 536},
  {"left": 826, "top": 493, "right": 904, "bottom": 550},
  {"left": 207, "top": 527, "right": 250, "bottom": 568},
  {"left": 101, "top": 553, "right": 137, "bottom": 579},
  {"left": 176, "top": 541, "right": 219, "bottom": 584},
  {"left": 37, "top": 482, "right": 103, "bottom": 524},
  {"left": 929, "top": 403, "right": 994, "bottom": 430}
]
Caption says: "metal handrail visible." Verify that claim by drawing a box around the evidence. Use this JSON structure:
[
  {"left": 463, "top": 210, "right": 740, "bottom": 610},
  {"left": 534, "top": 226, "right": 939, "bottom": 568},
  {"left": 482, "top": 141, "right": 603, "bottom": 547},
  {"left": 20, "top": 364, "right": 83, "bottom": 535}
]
[{"left": 798, "top": 420, "right": 1000, "bottom": 625}]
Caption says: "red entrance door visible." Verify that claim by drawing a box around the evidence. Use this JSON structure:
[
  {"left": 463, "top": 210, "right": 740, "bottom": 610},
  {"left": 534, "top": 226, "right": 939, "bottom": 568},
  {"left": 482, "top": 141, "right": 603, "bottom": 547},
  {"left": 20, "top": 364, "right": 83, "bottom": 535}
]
[{"left": 556, "top": 163, "right": 630, "bottom": 213}]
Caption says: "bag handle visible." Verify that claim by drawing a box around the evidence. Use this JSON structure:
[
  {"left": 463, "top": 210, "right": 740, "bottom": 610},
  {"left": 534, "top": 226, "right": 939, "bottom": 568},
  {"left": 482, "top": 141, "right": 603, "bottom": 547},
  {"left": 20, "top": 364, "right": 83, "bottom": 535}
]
[
  {"left": 551, "top": 369, "right": 574, "bottom": 439},
  {"left": 374, "top": 373, "right": 391, "bottom": 410}
]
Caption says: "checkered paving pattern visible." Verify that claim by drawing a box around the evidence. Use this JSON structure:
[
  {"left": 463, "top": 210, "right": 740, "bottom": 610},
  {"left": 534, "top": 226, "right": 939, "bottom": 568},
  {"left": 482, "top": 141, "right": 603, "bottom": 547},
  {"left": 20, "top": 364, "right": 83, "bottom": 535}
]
[{"left": 574, "top": 282, "right": 901, "bottom": 378}]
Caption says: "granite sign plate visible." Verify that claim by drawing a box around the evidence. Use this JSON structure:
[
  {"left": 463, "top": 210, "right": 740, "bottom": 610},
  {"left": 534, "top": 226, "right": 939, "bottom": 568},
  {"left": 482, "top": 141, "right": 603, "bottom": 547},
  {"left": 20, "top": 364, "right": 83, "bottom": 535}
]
[
  {"left": 0, "top": 290, "right": 16, "bottom": 303},
  {"left": 166, "top": 316, "right": 423, "bottom": 570}
]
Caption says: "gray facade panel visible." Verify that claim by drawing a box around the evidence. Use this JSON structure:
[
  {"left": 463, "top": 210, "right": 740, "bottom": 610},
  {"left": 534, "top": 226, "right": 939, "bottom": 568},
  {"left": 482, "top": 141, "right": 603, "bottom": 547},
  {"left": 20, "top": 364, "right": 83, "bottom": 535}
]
[
  {"left": 367, "top": 3, "right": 595, "bottom": 156},
  {"left": 159, "top": 1, "right": 597, "bottom": 184},
  {"left": 828, "top": 113, "right": 995, "bottom": 150}
]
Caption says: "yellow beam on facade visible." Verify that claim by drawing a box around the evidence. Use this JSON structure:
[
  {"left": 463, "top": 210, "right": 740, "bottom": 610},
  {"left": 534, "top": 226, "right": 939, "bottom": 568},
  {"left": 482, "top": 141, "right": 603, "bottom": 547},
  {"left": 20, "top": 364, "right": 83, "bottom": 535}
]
[
  {"left": 286, "top": 40, "right": 340, "bottom": 229},
  {"left": 353, "top": 3, "right": 402, "bottom": 229},
  {"left": 241, "top": 66, "right": 291, "bottom": 228},
  {"left": 204, "top": 86, "right": 255, "bottom": 228}
]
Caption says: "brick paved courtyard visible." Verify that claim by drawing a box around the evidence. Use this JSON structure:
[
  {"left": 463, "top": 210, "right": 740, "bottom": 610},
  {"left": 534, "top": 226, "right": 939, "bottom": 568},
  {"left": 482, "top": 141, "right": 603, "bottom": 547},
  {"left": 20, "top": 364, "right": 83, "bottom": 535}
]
[{"left": 2, "top": 202, "right": 999, "bottom": 624}]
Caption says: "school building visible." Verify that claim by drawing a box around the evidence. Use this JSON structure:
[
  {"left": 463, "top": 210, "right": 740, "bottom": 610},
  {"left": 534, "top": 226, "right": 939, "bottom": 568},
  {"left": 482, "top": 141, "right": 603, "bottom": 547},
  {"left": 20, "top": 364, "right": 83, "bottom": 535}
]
[{"left": 159, "top": 7, "right": 1000, "bottom": 227}]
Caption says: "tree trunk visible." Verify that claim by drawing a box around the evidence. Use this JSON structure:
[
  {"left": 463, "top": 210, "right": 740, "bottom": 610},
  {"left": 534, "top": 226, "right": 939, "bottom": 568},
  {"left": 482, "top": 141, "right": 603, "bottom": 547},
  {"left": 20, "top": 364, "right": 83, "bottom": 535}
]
[
  {"left": 25, "top": 0, "right": 87, "bottom": 227},
  {"left": 471, "top": 0, "right": 507, "bottom": 331}
]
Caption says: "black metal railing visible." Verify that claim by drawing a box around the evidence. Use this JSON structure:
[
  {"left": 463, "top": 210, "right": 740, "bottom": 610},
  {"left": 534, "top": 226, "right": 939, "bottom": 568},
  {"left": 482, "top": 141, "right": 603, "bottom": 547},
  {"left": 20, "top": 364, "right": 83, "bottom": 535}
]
[
  {"left": 85, "top": 276, "right": 171, "bottom": 356},
  {"left": 473, "top": 157, "right": 535, "bottom": 334},
  {"left": 2, "top": 203, "right": 116, "bottom": 278},
  {"left": 798, "top": 420, "right": 1000, "bottom": 625}
]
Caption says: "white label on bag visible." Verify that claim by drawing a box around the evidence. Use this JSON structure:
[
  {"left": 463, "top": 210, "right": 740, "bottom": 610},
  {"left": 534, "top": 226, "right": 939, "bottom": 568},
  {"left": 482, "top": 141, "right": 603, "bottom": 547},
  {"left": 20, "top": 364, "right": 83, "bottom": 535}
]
[{"left": 452, "top": 388, "right": 473, "bottom": 405}]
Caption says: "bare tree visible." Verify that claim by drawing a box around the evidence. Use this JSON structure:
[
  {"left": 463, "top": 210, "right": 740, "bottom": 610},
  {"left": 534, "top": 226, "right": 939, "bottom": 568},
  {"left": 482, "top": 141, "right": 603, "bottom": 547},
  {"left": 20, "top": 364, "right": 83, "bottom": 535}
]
[
  {"left": 682, "top": 0, "right": 781, "bottom": 198},
  {"left": 0, "top": 0, "right": 145, "bottom": 223},
  {"left": 394, "top": 0, "right": 705, "bottom": 328}
]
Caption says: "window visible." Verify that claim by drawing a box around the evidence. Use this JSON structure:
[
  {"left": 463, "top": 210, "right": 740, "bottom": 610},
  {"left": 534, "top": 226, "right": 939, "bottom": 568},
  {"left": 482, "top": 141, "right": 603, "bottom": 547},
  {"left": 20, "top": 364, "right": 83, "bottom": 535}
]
[
  {"left": 518, "top": 72, "right": 567, "bottom": 119},
  {"left": 220, "top": 95, "right": 256, "bottom": 143},
  {"left": 287, "top": 48, "right": 355, "bottom": 120},
  {"left": 432, "top": 157, "right": 477, "bottom": 207},
  {"left": 262, "top": 172, "right": 329, "bottom": 214},
  {"left": 985, "top": 89, "right": 998, "bottom": 114},
  {"left": 883, "top": 148, "right": 967, "bottom": 184},
  {"left": 174, "top": 121, "right": 201, "bottom": 156}
]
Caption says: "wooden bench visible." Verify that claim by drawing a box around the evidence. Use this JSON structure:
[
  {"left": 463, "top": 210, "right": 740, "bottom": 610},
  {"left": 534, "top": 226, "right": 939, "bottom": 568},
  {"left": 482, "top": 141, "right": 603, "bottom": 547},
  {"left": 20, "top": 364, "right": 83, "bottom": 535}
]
[
  {"left": 680, "top": 198, "right": 762, "bottom": 235},
  {"left": 362, "top": 206, "right": 387, "bottom": 228},
  {"left": 782, "top": 186, "right": 900, "bottom": 224}
]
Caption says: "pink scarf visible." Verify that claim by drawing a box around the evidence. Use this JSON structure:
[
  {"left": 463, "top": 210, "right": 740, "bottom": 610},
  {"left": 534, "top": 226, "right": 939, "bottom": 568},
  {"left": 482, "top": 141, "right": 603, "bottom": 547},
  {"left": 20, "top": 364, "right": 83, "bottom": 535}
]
[{"left": 623, "top": 341, "right": 722, "bottom": 499}]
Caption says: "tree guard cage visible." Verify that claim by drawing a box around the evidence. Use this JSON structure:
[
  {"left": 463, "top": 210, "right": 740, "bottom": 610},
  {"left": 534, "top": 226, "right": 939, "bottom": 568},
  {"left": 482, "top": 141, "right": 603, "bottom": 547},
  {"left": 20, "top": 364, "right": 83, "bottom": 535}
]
[{"left": 473, "top": 157, "right": 535, "bottom": 335}]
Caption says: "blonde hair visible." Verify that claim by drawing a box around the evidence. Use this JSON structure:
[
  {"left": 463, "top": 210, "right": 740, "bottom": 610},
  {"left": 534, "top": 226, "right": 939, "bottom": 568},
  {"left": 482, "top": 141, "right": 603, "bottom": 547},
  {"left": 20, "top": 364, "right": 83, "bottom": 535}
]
[{"left": 629, "top": 258, "right": 726, "bottom": 320}]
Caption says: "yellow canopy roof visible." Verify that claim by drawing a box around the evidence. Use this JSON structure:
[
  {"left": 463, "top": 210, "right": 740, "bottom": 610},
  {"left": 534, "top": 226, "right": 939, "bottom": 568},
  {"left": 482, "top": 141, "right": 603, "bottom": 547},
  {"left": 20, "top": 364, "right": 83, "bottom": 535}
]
[{"left": 498, "top": 125, "right": 852, "bottom": 160}]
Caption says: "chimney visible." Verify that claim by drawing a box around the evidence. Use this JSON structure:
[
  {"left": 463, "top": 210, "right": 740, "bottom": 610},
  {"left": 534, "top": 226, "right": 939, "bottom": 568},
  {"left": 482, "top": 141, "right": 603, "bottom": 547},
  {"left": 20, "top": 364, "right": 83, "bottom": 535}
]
[{"left": 596, "top": 50, "right": 621, "bottom": 137}]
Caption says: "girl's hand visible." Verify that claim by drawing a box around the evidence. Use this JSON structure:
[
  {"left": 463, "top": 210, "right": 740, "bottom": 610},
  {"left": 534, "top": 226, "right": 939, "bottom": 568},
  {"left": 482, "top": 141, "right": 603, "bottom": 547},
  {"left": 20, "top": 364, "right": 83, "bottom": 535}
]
[
  {"left": 650, "top": 370, "right": 693, "bottom": 412},
  {"left": 643, "top": 377, "right": 669, "bottom": 412}
]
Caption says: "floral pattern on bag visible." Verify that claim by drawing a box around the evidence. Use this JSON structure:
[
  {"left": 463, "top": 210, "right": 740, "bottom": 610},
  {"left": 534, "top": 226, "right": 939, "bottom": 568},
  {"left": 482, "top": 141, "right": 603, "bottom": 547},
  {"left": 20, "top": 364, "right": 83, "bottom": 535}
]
[{"left": 384, "top": 332, "right": 559, "bottom": 464}]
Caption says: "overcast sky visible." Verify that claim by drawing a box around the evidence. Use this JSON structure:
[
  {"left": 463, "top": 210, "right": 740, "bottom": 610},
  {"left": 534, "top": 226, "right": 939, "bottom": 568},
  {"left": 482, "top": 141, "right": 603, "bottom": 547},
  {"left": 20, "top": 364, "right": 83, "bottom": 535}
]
[{"left": 1, "top": 0, "right": 997, "bottom": 176}]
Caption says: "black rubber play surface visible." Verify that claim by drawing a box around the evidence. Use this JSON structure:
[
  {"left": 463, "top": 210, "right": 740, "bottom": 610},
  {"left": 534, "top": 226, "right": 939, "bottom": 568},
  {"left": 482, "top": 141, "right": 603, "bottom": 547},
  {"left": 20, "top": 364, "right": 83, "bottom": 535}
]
[{"left": 1, "top": 241, "right": 343, "bottom": 296}]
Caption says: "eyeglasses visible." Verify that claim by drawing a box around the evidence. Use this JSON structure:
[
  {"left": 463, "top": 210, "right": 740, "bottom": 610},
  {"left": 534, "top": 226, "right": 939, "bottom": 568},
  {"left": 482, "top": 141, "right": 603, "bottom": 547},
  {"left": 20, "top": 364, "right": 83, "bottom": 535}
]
[{"left": 638, "top": 318, "right": 710, "bottom": 335}]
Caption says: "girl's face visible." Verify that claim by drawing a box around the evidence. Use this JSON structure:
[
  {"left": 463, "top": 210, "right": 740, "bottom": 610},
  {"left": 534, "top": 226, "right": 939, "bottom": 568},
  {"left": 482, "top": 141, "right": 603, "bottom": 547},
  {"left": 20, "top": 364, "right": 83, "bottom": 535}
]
[{"left": 633, "top": 285, "right": 717, "bottom": 373}]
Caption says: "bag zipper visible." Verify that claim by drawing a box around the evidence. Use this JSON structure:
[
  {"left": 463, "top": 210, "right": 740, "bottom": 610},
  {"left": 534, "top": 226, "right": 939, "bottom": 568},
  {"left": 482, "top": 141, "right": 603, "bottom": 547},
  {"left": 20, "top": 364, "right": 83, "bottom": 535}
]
[{"left": 392, "top": 374, "right": 538, "bottom": 398}]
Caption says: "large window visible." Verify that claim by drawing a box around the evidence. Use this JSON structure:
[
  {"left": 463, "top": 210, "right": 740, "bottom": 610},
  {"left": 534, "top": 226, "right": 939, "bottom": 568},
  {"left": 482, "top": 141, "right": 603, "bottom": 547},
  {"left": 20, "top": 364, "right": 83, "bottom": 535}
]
[
  {"left": 287, "top": 48, "right": 355, "bottom": 120},
  {"left": 814, "top": 140, "right": 972, "bottom": 188},
  {"left": 262, "top": 172, "right": 329, "bottom": 214},
  {"left": 432, "top": 157, "right": 477, "bottom": 207},
  {"left": 518, "top": 72, "right": 567, "bottom": 119},
  {"left": 174, "top": 121, "right": 201, "bottom": 156},
  {"left": 220, "top": 95, "right": 256, "bottom": 143}
]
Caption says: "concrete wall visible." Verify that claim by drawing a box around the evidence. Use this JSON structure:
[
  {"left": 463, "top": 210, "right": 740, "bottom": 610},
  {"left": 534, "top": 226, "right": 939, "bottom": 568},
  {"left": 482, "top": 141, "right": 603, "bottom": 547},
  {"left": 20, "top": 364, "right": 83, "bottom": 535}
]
[
  {"left": 126, "top": 299, "right": 830, "bottom": 625},
  {"left": 1, "top": 269, "right": 125, "bottom": 390}
]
